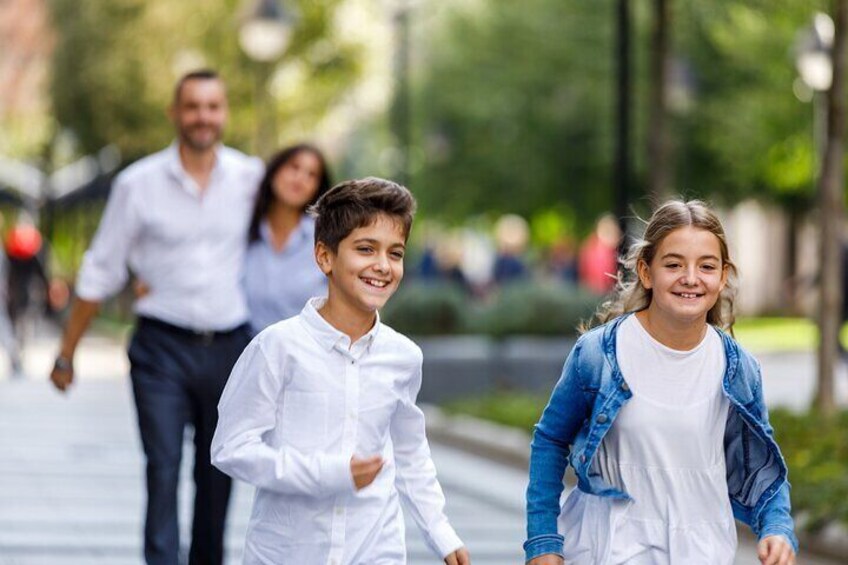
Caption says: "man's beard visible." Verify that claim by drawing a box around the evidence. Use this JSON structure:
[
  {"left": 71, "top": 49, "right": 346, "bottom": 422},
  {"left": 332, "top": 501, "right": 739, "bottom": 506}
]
[{"left": 180, "top": 123, "right": 221, "bottom": 151}]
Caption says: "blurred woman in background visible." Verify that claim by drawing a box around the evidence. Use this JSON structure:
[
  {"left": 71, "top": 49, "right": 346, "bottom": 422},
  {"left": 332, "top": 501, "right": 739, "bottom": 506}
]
[{"left": 244, "top": 144, "right": 332, "bottom": 333}]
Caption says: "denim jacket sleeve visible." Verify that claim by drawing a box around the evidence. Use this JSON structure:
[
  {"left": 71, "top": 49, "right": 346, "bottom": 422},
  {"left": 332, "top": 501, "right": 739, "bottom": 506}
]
[
  {"left": 756, "top": 481, "right": 798, "bottom": 552},
  {"left": 524, "top": 340, "right": 594, "bottom": 561},
  {"left": 752, "top": 363, "right": 798, "bottom": 553},
  {"left": 748, "top": 363, "right": 799, "bottom": 553}
]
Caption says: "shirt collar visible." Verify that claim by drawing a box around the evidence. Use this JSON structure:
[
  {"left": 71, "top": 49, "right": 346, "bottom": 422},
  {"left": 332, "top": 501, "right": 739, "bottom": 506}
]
[
  {"left": 259, "top": 215, "right": 312, "bottom": 248},
  {"left": 165, "top": 141, "right": 223, "bottom": 191},
  {"left": 300, "top": 297, "right": 380, "bottom": 355}
]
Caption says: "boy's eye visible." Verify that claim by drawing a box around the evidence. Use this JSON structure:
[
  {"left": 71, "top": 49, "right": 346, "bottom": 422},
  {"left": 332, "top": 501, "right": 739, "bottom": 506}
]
[
  {"left": 357, "top": 246, "right": 373, "bottom": 253},
  {"left": 665, "top": 263, "right": 680, "bottom": 269},
  {"left": 391, "top": 251, "right": 405, "bottom": 259}
]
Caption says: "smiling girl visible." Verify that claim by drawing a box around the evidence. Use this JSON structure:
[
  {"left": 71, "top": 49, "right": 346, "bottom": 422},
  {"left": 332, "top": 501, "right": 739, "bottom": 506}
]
[{"left": 524, "top": 200, "right": 797, "bottom": 565}]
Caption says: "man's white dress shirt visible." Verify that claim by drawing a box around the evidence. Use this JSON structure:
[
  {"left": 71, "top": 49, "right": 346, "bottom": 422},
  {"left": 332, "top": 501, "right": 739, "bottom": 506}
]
[
  {"left": 212, "top": 297, "right": 463, "bottom": 565},
  {"left": 75, "top": 143, "right": 263, "bottom": 331}
]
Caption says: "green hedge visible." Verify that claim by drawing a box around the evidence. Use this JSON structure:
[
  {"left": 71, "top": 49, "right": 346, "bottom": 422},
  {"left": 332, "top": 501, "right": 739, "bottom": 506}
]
[
  {"left": 381, "top": 281, "right": 470, "bottom": 335},
  {"left": 381, "top": 280, "right": 603, "bottom": 337},
  {"left": 770, "top": 409, "right": 848, "bottom": 530},
  {"left": 471, "top": 282, "right": 602, "bottom": 337}
]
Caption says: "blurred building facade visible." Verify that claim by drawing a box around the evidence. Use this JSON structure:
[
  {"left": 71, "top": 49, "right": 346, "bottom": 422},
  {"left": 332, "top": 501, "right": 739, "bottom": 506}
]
[
  {"left": 723, "top": 200, "right": 819, "bottom": 317},
  {"left": 0, "top": 0, "right": 53, "bottom": 156}
]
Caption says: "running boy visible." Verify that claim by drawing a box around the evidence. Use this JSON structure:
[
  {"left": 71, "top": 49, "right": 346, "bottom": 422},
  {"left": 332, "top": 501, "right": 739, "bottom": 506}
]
[{"left": 212, "top": 177, "right": 470, "bottom": 565}]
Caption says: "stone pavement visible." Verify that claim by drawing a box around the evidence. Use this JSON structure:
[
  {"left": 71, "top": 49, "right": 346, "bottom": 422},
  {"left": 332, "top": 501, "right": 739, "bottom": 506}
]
[{"left": 0, "top": 331, "right": 844, "bottom": 564}]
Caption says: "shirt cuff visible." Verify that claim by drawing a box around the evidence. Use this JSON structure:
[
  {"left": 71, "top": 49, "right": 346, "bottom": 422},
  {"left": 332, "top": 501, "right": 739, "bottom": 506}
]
[
  {"left": 524, "top": 533, "right": 564, "bottom": 562},
  {"left": 321, "top": 453, "right": 356, "bottom": 496},
  {"left": 429, "top": 521, "right": 463, "bottom": 558}
]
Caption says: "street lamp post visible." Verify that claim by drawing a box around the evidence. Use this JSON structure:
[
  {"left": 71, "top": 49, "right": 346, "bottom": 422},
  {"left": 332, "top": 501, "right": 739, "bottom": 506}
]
[
  {"left": 238, "top": 0, "right": 296, "bottom": 157},
  {"left": 795, "top": 13, "right": 834, "bottom": 169},
  {"left": 381, "top": 0, "right": 414, "bottom": 187}
]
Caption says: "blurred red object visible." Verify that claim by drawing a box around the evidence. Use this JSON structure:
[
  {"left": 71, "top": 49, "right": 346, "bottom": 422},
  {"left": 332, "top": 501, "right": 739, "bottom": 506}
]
[{"left": 5, "top": 225, "right": 43, "bottom": 260}]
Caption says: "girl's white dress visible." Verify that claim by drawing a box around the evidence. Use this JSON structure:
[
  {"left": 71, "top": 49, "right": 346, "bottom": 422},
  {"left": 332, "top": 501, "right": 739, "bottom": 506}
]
[{"left": 559, "top": 315, "right": 737, "bottom": 564}]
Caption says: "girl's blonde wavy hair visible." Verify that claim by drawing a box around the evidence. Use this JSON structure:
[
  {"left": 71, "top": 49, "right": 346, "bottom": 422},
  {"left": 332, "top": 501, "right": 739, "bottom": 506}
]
[{"left": 586, "top": 199, "right": 738, "bottom": 333}]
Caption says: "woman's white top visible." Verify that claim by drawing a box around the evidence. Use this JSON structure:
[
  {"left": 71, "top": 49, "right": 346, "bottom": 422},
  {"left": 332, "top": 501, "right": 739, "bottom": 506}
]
[{"left": 559, "top": 315, "right": 736, "bottom": 564}]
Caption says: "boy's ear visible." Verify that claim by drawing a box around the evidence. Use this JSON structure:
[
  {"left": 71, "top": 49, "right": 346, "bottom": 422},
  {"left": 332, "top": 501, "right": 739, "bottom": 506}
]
[{"left": 314, "top": 241, "right": 333, "bottom": 276}]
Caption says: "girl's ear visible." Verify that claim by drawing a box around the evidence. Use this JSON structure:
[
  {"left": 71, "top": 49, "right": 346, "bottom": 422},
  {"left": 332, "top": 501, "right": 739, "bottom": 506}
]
[
  {"left": 719, "top": 263, "right": 729, "bottom": 291},
  {"left": 314, "top": 242, "right": 333, "bottom": 276},
  {"left": 637, "top": 258, "right": 652, "bottom": 290}
]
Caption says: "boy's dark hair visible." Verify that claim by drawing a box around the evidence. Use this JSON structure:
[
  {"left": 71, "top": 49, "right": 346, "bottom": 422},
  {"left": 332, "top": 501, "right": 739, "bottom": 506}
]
[
  {"left": 173, "top": 69, "right": 221, "bottom": 104},
  {"left": 309, "top": 177, "right": 417, "bottom": 252}
]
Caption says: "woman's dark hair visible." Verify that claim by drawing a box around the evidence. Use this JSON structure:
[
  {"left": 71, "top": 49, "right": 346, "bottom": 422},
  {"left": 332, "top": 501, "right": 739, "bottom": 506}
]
[{"left": 248, "top": 144, "right": 332, "bottom": 243}]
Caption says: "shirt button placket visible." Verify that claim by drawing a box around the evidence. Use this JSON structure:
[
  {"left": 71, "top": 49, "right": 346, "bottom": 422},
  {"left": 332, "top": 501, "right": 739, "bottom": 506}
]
[{"left": 330, "top": 355, "right": 359, "bottom": 563}]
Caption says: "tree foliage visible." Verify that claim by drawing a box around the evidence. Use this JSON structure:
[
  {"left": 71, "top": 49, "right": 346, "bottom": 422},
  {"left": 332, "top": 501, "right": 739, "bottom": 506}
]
[
  {"left": 410, "top": 1, "right": 616, "bottom": 230},
  {"left": 48, "top": 0, "right": 364, "bottom": 161},
  {"left": 357, "top": 0, "right": 834, "bottom": 232}
]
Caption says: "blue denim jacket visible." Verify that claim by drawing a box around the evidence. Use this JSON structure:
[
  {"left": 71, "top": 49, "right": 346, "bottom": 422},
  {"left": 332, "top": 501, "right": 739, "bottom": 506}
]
[{"left": 524, "top": 314, "right": 798, "bottom": 561}]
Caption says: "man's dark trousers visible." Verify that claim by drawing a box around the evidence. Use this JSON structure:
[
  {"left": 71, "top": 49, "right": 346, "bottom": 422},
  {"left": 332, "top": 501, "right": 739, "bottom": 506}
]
[{"left": 128, "top": 317, "right": 251, "bottom": 565}]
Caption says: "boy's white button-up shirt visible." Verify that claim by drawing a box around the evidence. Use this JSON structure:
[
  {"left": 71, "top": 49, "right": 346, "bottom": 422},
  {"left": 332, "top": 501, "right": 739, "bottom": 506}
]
[{"left": 212, "top": 298, "right": 463, "bottom": 564}]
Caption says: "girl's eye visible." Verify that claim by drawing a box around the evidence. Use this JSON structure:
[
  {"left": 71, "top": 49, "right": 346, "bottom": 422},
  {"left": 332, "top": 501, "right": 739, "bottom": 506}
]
[
  {"left": 665, "top": 263, "right": 680, "bottom": 269},
  {"left": 391, "top": 251, "right": 405, "bottom": 260},
  {"left": 357, "top": 246, "right": 373, "bottom": 253},
  {"left": 702, "top": 264, "right": 716, "bottom": 271}
]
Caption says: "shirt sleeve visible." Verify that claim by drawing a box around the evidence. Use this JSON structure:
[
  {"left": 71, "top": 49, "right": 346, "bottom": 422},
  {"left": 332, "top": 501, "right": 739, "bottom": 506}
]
[
  {"left": 211, "top": 337, "right": 356, "bottom": 498},
  {"left": 75, "top": 176, "right": 140, "bottom": 301},
  {"left": 390, "top": 355, "right": 463, "bottom": 559}
]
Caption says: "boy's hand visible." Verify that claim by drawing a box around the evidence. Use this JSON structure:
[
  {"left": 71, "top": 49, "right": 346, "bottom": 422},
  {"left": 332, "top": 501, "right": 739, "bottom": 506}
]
[
  {"left": 528, "top": 555, "right": 564, "bottom": 565},
  {"left": 757, "top": 535, "right": 795, "bottom": 565},
  {"left": 350, "top": 455, "right": 383, "bottom": 490},
  {"left": 444, "top": 546, "right": 470, "bottom": 565}
]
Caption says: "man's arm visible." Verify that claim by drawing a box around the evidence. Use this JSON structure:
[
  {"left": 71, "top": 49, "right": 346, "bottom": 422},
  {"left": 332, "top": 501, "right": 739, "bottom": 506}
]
[
  {"left": 50, "top": 298, "right": 100, "bottom": 392},
  {"left": 50, "top": 174, "right": 140, "bottom": 392}
]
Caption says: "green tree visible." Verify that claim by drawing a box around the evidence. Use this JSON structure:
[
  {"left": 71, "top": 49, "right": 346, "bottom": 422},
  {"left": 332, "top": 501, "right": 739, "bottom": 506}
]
[
  {"left": 408, "top": 1, "right": 617, "bottom": 232},
  {"left": 48, "top": 0, "right": 364, "bottom": 161}
]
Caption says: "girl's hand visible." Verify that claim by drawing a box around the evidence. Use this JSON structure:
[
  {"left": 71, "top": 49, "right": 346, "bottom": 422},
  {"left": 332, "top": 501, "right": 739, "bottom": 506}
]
[
  {"left": 528, "top": 555, "right": 564, "bottom": 565},
  {"left": 757, "top": 535, "right": 795, "bottom": 565},
  {"left": 443, "top": 546, "right": 470, "bottom": 565}
]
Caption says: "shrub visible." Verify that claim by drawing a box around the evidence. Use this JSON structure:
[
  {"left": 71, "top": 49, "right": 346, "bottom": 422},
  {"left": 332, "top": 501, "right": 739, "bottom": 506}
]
[
  {"left": 381, "top": 281, "right": 470, "bottom": 335},
  {"left": 770, "top": 409, "right": 848, "bottom": 530},
  {"left": 472, "top": 281, "right": 603, "bottom": 337}
]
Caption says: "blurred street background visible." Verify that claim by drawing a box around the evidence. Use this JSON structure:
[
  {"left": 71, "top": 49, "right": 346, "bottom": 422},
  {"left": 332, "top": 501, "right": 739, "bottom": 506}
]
[{"left": 2, "top": 0, "right": 848, "bottom": 563}]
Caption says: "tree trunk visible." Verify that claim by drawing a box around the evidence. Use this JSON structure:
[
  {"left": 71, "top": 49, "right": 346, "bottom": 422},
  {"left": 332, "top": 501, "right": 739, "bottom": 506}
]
[
  {"left": 647, "top": 0, "right": 671, "bottom": 206},
  {"left": 816, "top": 0, "right": 847, "bottom": 418}
]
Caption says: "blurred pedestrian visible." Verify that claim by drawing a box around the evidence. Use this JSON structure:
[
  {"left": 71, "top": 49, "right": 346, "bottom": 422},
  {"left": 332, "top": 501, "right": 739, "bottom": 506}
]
[
  {"left": 0, "top": 215, "right": 22, "bottom": 378},
  {"left": 525, "top": 200, "right": 797, "bottom": 565},
  {"left": 49, "top": 69, "right": 262, "bottom": 565},
  {"left": 547, "top": 236, "right": 578, "bottom": 285},
  {"left": 5, "top": 217, "right": 50, "bottom": 342},
  {"left": 578, "top": 213, "right": 621, "bottom": 294},
  {"left": 244, "top": 144, "right": 332, "bottom": 333},
  {"left": 492, "top": 214, "right": 529, "bottom": 285}
]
